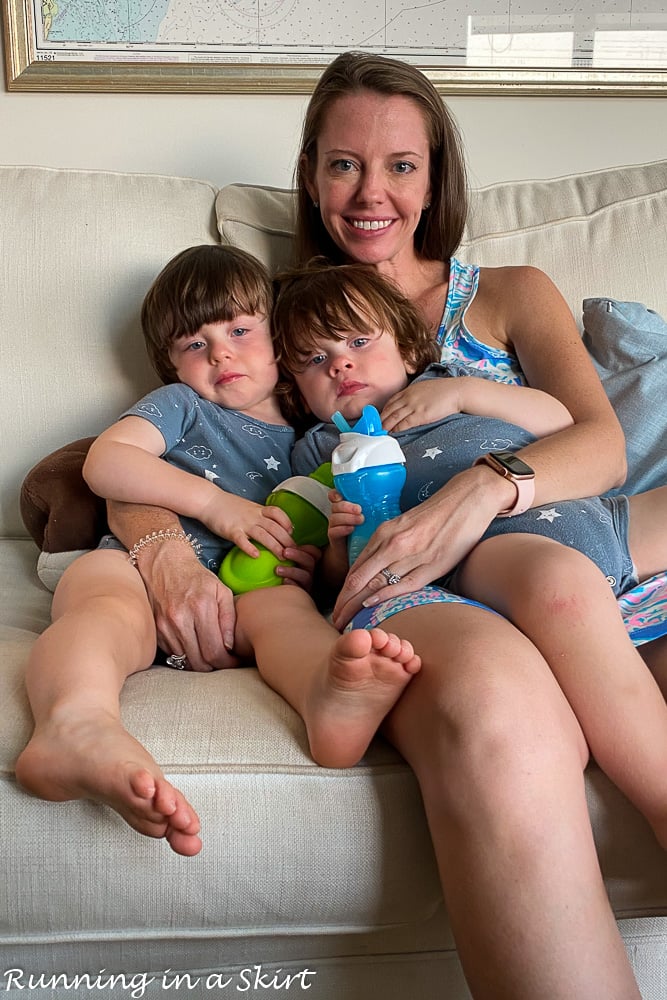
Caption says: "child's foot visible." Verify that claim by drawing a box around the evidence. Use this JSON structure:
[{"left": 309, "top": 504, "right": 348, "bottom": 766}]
[
  {"left": 15, "top": 713, "right": 202, "bottom": 856},
  {"left": 304, "top": 628, "right": 420, "bottom": 768}
]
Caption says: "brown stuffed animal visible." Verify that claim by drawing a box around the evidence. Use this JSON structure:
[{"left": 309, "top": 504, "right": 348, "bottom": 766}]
[{"left": 20, "top": 437, "right": 108, "bottom": 553}]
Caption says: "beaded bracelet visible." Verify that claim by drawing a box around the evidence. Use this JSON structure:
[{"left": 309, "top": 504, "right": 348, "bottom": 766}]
[{"left": 128, "top": 529, "right": 202, "bottom": 567}]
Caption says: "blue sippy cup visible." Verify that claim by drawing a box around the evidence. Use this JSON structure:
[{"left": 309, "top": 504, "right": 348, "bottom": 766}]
[{"left": 331, "top": 405, "right": 406, "bottom": 564}]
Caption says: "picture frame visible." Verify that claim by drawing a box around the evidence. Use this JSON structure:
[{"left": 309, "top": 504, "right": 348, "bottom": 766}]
[{"left": 3, "top": 0, "right": 667, "bottom": 95}]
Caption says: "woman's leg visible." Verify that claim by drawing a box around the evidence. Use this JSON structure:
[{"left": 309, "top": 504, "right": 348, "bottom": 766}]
[
  {"left": 458, "top": 535, "right": 667, "bottom": 849},
  {"left": 15, "top": 549, "right": 202, "bottom": 856},
  {"left": 234, "top": 586, "right": 420, "bottom": 768},
  {"left": 379, "top": 602, "right": 640, "bottom": 1000}
]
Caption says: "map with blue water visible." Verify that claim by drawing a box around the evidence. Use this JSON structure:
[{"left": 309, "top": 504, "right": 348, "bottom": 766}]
[{"left": 34, "top": 0, "right": 667, "bottom": 69}]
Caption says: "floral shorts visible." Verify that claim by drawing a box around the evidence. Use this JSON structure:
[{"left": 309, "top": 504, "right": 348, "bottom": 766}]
[
  {"left": 346, "top": 585, "right": 498, "bottom": 632},
  {"left": 618, "top": 571, "right": 667, "bottom": 646},
  {"left": 347, "top": 574, "right": 667, "bottom": 649}
]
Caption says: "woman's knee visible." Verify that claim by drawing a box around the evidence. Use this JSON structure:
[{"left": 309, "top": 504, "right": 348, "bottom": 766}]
[{"left": 386, "top": 609, "right": 587, "bottom": 779}]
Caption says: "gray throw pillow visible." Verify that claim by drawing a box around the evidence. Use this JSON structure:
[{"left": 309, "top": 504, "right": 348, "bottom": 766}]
[{"left": 582, "top": 298, "right": 667, "bottom": 496}]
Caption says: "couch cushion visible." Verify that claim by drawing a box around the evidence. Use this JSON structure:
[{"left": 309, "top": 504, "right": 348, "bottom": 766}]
[
  {"left": 216, "top": 183, "right": 298, "bottom": 272},
  {"left": 0, "top": 540, "right": 52, "bottom": 634},
  {"left": 0, "top": 165, "right": 221, "bottom": 539}
]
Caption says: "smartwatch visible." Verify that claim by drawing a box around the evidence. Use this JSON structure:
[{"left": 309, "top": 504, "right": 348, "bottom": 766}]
[{"left": 473, "top": 450, "right": 535, "bottom": 517}]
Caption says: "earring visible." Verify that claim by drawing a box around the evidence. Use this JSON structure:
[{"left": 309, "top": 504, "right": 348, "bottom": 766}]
[
  {"left": 313, "top": 200, "right": 319, "bottom": 209},
  {"left": 423, "top": 203, "right": 431, "bottom": 211}
]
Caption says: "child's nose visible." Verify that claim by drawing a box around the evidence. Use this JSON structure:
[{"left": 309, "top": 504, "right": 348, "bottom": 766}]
[
  {"left": 331, "top": 354, "right": 353, "bottom": 375},
  {"left": 209, "top": 342, "right": 230, "bottom": 364}
]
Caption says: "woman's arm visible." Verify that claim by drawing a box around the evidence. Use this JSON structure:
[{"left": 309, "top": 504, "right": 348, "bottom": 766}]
[
  {"left": 331, "top": 266, "right": 627, "bottom": 628},
  {"left": 477, "top": 265, "right": 626, "bottom": 499}
]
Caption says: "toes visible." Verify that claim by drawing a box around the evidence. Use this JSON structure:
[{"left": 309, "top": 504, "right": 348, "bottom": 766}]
[
  {"left": 129, "top": 768, "right": 158, "bottom": 802},
  {"left": 369, "top": 628, "right": 400, "bottom": 657},
  {"left": 151, "top": 776, "right": 178, "bottom": 817},
  {"left": 166, "top": 827, "right": 203, "bottom": 857}
]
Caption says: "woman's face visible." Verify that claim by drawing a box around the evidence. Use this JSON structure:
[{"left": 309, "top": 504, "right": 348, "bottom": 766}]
[{"left": 304, "top": 91, "right": 432, "bottom": 272}]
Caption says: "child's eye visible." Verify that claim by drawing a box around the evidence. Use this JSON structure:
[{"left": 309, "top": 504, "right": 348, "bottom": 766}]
[
  {"left": 350, "top": 337, "right": 369, "bottom": 349},
  {"left": 305, "top": 353, "right": 327, "bottom": 367},
  {"left": 184, "top": 340, "right": 205, "bottom": 352},
  {"left": 231, "top": 327, "right": 248, "bottom": 338}
]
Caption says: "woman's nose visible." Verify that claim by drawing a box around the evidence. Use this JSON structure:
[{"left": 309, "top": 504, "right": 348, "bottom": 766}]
[{"left": 357, "top": 167, "right": 384, "bottom": 204}]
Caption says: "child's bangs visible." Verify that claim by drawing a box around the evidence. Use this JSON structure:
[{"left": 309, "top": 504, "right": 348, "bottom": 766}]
[
  {"left": 284, "top": 291, "right": 379, "bottom": 370},
  {"left": 178, "top": 270, "right": 269, "bottom": 338}
]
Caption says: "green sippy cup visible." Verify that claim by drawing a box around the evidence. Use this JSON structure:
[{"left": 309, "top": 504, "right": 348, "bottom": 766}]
[{"left": 219, "top": 463, "right": 333, "bottom": 594}]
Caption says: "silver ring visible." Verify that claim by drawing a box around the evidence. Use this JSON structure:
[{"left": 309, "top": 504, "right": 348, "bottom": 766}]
[
  {"left": 166, "top": 653, "right": 188, "bottom": 670},
  {"left": 381, "top": 568, "right": 402, "bottom": 586}
]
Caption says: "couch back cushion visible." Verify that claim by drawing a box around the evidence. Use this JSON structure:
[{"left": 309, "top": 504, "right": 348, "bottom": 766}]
[
  {"left": 1, "top": 166, "right": 220, "bottom": 537},
  {"left": 216, "top": 159, "right": 667, "bottom": 322}
]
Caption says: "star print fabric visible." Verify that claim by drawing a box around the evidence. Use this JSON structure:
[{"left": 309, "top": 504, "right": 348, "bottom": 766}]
[{"left": 121, "top": 383, "right": 294, "bottom": 572}]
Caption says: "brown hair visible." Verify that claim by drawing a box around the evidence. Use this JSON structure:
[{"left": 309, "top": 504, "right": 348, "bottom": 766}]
[
  {"left": 295, "top": 51, "right": 468, "bottom": 266},
  {"left": 141, "top": 244, "right": 272, "bottom": 384},
  {"left": 272, "top": 260, "right": 439, "bottom": 426}
]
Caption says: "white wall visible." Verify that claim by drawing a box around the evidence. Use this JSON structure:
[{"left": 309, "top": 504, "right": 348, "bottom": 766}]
[{"left": 2, "top": 33, "right": 666, "bottom": 189}]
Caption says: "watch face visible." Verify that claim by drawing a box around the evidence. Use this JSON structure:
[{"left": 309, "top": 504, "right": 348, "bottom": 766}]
[{"left": 491, "top": 451, "right": 534, "bottom": 478}]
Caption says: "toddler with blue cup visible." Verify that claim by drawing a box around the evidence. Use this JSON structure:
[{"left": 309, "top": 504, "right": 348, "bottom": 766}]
[{"left": 272, "top": 259, "right": 667, "bottom": 853}]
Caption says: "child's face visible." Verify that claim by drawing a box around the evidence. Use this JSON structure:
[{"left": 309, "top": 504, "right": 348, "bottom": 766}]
[
  {"left": 169, "top": 314, "right": 282, "bottom": 421},
  {"left": 292, "top": 326, "right": 414, "bottom": 423}
]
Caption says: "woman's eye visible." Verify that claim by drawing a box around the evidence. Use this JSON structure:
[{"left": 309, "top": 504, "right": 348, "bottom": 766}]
[
  {"left": 331, "top": 159, "right": 356, "bottom": 174},
  {"left": 393, "top": 161, "right": 416, "bottom": 174}
]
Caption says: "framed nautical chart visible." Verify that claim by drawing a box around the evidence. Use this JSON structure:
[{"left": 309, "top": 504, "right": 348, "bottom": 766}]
[{"left": 3, "top": 0, "right": 667, "bottom": 94}]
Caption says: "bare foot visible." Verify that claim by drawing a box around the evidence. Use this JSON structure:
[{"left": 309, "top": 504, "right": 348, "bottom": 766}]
[
  {"left": 304, "top": 628, "right": 420, "bottom": 768},
  {"left": 15, "top": 712, "right": 202, "bottom": 856}
]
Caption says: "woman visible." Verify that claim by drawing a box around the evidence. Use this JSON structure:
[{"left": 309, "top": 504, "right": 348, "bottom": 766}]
[{"left": 110, "top": 53, "right": 645, "bottom": 998}]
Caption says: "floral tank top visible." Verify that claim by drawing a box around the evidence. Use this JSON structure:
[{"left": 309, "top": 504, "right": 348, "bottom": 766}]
[{"left": 436, "top": 258, "right": 527, "bottom": 386}]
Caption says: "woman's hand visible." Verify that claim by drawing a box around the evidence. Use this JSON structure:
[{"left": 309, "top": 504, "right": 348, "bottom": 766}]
[
  {"left": 136, "top": 534, "right": 240, "bottom": 671},
  {"left": 331, "top": 466, "right": 512, "bottom": 629},
  {"left": 108, "top": 501, "right": 242, "bottom": 671}
]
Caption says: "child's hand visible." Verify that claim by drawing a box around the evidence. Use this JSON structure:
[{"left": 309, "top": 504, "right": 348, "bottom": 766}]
[
  {"left": 277, "top": 544, "right": 321, "bottom": 592},
  {"left": 327, "top": 490, "right": 362, "bottom": 561},
  {"left": 200, "top": 493, "right": 294, "bottom": 560},
  {"left": 381, "top": 379, "right": 462, "bottom": 432}
]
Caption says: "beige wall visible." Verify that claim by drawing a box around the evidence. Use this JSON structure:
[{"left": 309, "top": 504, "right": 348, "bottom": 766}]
[{"left": 2, "top": 33, "right": 666, "bottom": 189}]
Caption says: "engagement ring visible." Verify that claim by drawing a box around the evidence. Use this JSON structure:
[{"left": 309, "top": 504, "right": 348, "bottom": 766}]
[
  {"left": 166, "top": 653, "right": 188, "bottom": 670},
  {"left": 381, "top": 568, "right": 402, "bottom": 586}
]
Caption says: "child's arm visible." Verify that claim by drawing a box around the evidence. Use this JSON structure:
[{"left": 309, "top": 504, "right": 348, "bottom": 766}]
[
  {"left": 84, "top": 417, "right": 293, "bottom": 560},
  {"left": 382, "top": 375, "right": 574, "bottom": 438}
]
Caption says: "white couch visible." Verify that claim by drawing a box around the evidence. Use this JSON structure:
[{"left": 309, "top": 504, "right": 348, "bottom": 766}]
[{"left": 2, "top": 160, "right": 667, "bottom": 1000}]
